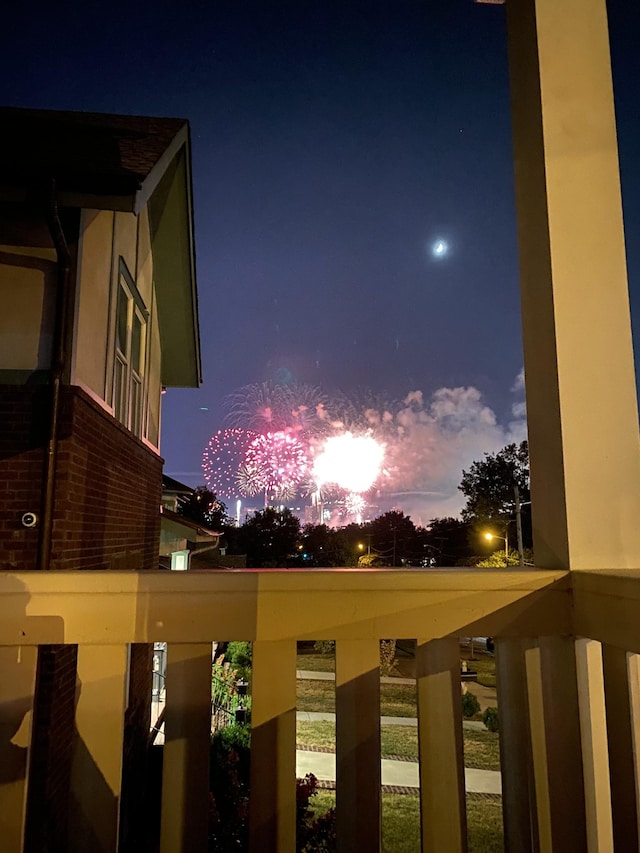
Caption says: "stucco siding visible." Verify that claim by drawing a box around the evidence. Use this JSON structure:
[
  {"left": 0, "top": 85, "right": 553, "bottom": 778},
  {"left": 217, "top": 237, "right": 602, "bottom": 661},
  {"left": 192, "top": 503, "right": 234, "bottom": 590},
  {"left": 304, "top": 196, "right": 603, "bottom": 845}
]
[
  {"left": 0, "top": 246, "right": 56, "bottom": 377},
  {"left": 72, "top": 210, "right": 113, "bottom": 398}
]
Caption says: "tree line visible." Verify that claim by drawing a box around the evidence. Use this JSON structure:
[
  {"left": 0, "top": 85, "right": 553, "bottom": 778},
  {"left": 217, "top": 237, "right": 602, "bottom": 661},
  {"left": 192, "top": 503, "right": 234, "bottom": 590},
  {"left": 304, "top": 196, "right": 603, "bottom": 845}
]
[{"left": 178, "top": 440, "right": 531, "bottom": 568}]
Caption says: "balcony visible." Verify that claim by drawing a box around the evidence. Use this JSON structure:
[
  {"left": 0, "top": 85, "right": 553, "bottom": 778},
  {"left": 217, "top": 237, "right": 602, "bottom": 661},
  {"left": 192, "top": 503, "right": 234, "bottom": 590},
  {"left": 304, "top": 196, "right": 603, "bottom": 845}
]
[{"left": 1, "top": 565, "right": 638, "bottom": 852}]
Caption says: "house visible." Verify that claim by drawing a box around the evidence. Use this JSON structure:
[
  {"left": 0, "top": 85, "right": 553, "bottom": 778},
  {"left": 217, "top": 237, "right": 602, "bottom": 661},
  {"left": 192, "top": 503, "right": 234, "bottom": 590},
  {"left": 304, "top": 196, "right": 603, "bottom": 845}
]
[{"left": 0, "top": 107, "right": 200, "bottom": 851}]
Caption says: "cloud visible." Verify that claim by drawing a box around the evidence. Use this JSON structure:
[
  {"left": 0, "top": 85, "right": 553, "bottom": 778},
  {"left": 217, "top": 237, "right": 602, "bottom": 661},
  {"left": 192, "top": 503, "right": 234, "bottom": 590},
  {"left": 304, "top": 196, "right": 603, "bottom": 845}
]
[{"left": 376, "top": 373, "right": 527, "bottom": 523}]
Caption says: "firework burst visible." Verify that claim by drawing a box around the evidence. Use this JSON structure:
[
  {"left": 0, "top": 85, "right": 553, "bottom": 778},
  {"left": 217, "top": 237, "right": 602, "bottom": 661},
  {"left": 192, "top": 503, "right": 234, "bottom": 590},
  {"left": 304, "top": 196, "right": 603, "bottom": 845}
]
[
  {"left": 345, "top": 492, "right": 367, "bottom": 523},
  {"left": 225, "top": 381, "right": 331, "bottom": 441},
  {"left": 242, "top": 431, "right": 309, "bottom": 503},
  {"left": 313, "top": 432, "right": 385, "bottom": 494},
  {"left": 202, "top": 428, "right": 258, "bottom": 499}
]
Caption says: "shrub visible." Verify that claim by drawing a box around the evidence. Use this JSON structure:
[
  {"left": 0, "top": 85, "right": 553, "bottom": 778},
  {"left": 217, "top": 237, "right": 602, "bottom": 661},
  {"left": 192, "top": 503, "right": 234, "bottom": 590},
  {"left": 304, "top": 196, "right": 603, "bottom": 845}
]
[
  {"left": 227, "top": 641, "right": 252, "bottom": 679},
  {"left": 296, "top": 774, "right": 337, "bottom": 852},
  {"left": 483, "top": 706, "right": 499, "bottom": 732},
  {"left": 379, "top": 640, "right": 397, "bottom": 676},
  {"left": 212, "top": 655, "right": 251, "bottom": 729},
  {"left": 208, "top": 730, "right": 336, "bottom": 852},
  {"left": 462, "top": 691, "right": 481, "bottom": 718},
  {"left": 209, "top": 724, "right": 251, "bottom": 850},
  {"left": 313, "top": 640, "right": 336, "bottom": 656}
]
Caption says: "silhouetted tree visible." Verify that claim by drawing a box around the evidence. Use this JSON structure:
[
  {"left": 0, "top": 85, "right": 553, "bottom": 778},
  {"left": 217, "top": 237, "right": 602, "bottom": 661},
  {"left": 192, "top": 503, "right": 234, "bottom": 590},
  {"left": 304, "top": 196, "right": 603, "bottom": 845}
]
[
  {"left": 235, "top": 507, "right": 301, "bottom": 568},
  {"left": 177, "top": 486, "right": 231, "bottom": 530},
  {"left": 459, "top": 441, "right": 529, "bottom": 522}
]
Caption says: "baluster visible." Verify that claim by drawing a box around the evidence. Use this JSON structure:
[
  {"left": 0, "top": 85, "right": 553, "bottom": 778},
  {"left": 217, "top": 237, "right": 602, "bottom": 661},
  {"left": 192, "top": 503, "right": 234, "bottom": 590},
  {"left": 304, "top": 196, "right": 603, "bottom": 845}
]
[
  {"left": 335, "top": 638, "right": 381, "bottom": 853},
  {"left": 249, "top": 639, "right": 296, "bottom": 853},
  {"left": 416, "top": 637, "right": 466, "bottom": 852},
  {"left": 68, "top": 644, "right": 128, "bottom": 852},
  {"left": 495, "top": 638, "right": 536, "bottom": 853},
  {"left": 602, "top": 643, "right": 639, "bottom": 849},
  {"left": 576, "top": 638, "right": 614, "bottom": 853},
  {"left": 0, "top": 645, "right": 37, "bottom": 853},
  {"left": 160, "top": 643, "right": 212, "bottom": 853}
]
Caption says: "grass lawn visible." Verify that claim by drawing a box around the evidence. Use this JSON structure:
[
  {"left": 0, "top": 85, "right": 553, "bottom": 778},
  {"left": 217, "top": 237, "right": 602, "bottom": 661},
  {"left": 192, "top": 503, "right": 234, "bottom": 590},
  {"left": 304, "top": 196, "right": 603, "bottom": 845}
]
[
  {"left": 309, "top": 790, "right": 503, "bottom": 853},
  {"left": 296, "top": 720, "right": 501, "bottom": 771},
  {"left": 298, "top": 644, "right": 497, "bottom": 689},
  {"left": 461, "top": 652, "right": 497, "bottom": 689},
  {"left": 296, "top": 653, "right": 335, "bottom": 673},
  {"left": 297, "top": 678, "right": 417, "bottom": 717}
]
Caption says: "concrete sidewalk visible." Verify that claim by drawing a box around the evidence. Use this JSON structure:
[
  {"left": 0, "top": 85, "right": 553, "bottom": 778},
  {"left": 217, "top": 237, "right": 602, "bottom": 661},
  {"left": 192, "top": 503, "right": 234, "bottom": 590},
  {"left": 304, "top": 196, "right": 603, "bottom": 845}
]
[
  {"left": 295, "top": 711, "right": 501, "bottom": 794},
  {"left": 297, "top": 709, "right": 486, "bottom": 731},
  {"left": 295, "top": 749, "right": 501, "bottom": 795},
  {"left": 297, "top": 669, "right": 498, "bottom": 713}
]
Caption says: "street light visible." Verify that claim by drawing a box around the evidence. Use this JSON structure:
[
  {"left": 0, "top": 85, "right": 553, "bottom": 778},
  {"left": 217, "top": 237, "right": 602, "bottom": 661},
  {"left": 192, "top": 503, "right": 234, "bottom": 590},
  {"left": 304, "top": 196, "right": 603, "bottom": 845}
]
[
  {"left": 358, "top": 536, "right": 371, "bottom": 555},
  {"left": 484, "top": 532, "right": 509, "bottom": 564}
]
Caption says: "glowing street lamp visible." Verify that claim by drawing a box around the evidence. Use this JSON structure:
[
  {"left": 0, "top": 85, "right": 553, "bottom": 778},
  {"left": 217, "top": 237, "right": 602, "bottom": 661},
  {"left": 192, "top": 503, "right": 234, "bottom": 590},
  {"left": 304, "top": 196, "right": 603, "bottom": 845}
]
[{"left": 484, "top": 532, "right": 508, "bottom": 564}]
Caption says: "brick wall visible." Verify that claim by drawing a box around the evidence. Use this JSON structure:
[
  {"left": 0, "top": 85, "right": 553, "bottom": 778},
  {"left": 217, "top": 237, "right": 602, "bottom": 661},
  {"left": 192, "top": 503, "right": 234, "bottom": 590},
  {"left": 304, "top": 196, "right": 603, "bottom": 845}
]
[
  {"left": 0, "top": 385, "right": 48, "bottom": 569},
  {"left": 0, "top": 383, "right": 162, "bottom": 570},
  {"left": 1, "top": 383, "right": 163, "bottom": 847}
]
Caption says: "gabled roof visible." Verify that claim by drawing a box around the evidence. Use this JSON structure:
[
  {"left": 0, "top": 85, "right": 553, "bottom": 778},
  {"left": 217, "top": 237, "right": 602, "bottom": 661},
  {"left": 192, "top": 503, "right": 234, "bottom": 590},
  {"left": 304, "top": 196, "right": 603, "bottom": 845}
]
[
  {"left": 0, "top": 106, "right": 201, "bottom": 387},
  {"left": 162, "top": 474, "right": 195, "bottom": 496},
  {"left": 161, "top": 506, "right": 221, "bottom": 543}
]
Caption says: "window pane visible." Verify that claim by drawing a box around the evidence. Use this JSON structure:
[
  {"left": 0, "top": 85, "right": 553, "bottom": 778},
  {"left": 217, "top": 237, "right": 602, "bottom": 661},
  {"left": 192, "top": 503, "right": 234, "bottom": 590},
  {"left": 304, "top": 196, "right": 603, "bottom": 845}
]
[
  {"left": 114, "top": 355, "right": 127, "bottom": 424},
  {"left": 132, "top": 312, "right": 143, "bottom": 374},
  {"left": 116, "top": 284, "right": 129, "bottom": 354},
  {"left": 131, "top": 376, "right": 142, "bottom": 436}
]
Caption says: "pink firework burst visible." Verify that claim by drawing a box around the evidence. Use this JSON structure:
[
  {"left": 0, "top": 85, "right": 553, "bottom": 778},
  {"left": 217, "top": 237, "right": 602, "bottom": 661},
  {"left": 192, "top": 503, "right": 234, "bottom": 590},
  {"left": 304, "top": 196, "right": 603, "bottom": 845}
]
[
  {"left": 202, "top": 428, "right": 258, "bottom": 499},
  {"left": 243, "top": 431, "right": 309, "bottom": 502}
]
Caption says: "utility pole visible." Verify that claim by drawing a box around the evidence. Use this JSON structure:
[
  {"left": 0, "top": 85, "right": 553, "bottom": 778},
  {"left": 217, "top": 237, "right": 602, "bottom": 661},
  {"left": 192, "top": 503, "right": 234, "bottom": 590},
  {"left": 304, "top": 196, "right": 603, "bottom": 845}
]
[{"left": 514, "top": 484, "right": 524, "bottom": 566}]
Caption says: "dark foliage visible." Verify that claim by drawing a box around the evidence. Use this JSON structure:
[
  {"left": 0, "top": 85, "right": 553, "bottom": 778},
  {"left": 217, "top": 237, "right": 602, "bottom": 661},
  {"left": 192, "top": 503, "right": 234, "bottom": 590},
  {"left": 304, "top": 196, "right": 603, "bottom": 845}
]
[
  {"left": 208, "top": 726, "right": 336, "bottom": 852},
  {"left": 462, "top": 691, "right": 481, "bottom": 718},
  {"left": 178, "top": 486, "right": 231, "bottom": 530},
  {"left": 483, "top": 707, "right": 499, "bottom": 732},
  {"left": 231, "top": 506, "right": 301, "bottom": 567}
]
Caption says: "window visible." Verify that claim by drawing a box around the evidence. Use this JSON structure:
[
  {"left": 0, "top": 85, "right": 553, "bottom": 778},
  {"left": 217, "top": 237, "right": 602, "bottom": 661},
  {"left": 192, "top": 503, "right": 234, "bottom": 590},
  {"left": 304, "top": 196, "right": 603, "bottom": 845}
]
[{"left": 113, "top": 262, "right": 148, "bottom": 436}]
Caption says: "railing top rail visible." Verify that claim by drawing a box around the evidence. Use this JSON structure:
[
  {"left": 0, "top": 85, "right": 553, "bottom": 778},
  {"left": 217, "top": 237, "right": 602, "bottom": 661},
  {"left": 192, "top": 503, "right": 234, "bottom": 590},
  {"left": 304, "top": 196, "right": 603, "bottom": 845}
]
[{"left": 0, "top": 568, "right": 571, "bottom": 647}]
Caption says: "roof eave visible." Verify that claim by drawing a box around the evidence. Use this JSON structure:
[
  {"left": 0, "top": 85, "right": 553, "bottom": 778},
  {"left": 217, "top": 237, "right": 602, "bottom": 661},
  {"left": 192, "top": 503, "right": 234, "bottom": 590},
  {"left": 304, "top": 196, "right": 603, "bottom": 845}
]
[{"left": 148, "top": 129, "right": 202, "bottom": 389}]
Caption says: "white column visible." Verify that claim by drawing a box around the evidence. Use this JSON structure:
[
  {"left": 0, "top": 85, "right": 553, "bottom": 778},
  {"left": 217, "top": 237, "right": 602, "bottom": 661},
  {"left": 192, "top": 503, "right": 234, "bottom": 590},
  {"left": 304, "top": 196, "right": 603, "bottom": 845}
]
[{"left": 506, "top": 0, "right": 640, "bottom": 569}]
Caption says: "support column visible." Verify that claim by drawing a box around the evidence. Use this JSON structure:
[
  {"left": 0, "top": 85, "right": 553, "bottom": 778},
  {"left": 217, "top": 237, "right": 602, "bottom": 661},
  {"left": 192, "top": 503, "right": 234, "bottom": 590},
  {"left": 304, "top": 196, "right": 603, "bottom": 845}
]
[
  {"left": 160, "top": 643, "right": 212, "bottom": 853},
  {"left": 506, "top": 0, "right": 640, "bottom": 569},
  {"left": 68, "top": 645, "right": 128, "bottom": 853},
  {"left": 0, "top": 645, "right": 37, "bottom": 853},
  {"left": 249, "top": 639, "right": 296, "bottom": 853},
  {"left": 495, "top": 638, "right": 535, "bottom": 853},
  {"left": 575, "top": 638, "right": 614, "bottom": 853},
  {"left": 415, "top": 637, "right": 466, "bottom": 853},
  {"left": 335, "top": 639, "right": 381, "bottom": 853}
]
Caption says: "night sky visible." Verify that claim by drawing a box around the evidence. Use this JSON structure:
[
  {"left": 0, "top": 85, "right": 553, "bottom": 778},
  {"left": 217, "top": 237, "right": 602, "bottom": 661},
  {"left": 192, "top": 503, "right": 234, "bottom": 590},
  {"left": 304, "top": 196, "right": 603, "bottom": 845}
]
[{"left": 3, "top": 0, "right": 639, "bottom": 522}]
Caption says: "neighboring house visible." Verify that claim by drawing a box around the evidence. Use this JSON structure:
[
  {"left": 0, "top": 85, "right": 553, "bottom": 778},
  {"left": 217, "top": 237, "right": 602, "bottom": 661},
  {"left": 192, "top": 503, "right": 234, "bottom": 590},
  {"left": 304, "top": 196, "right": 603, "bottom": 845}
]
[
  {"left": 0, "top": 106, "right": 200, "bottom": 572},
  {"left": 0, "top": 107, "right": 201, "bottom": 851},
  {"left": 161, "top": 473, "right": 195, "bottom": 513},
  {"left": 160, "top": 506, "right": 222, "bottom": 568}
]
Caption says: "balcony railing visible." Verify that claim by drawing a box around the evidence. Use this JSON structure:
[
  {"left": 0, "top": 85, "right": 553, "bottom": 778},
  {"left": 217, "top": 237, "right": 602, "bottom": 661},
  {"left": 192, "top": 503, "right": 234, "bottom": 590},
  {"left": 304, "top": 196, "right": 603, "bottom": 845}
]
[{"left": 0, "top": 566, "right": 638, "bottom": 852}]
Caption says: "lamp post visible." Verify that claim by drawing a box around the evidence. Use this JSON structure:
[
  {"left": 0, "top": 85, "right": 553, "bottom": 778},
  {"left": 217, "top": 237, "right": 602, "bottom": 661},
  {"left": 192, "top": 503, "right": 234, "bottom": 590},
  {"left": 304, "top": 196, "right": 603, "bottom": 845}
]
[{"left": 484, "top": 532, "right": 509, "bottom": 565}]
